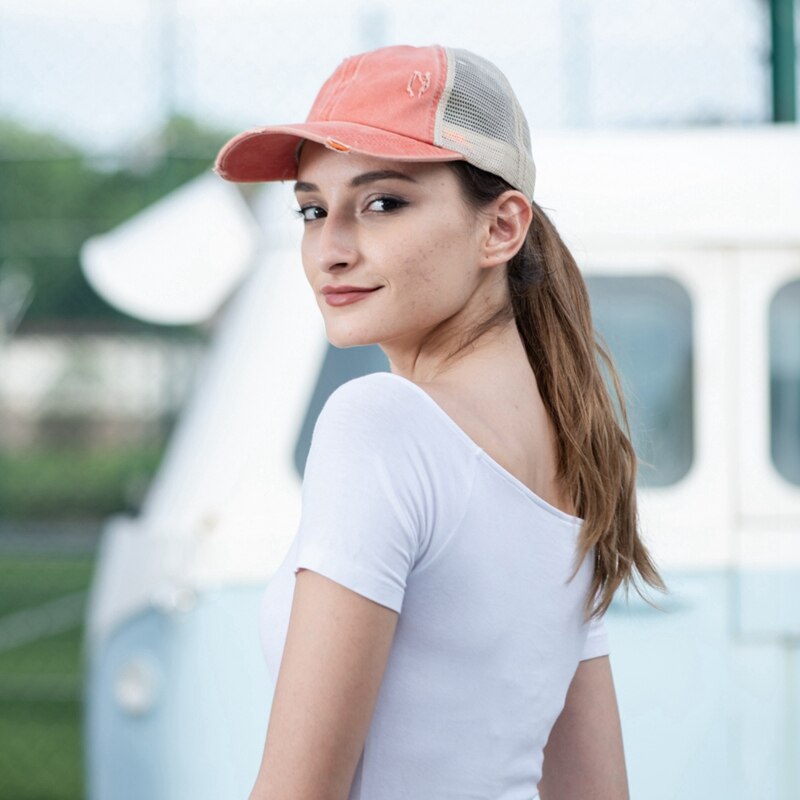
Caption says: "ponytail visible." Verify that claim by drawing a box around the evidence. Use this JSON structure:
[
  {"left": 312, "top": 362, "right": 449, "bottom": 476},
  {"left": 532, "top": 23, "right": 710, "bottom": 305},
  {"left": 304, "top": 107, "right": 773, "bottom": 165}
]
[{"left": 448, "top": 161, "right": 667, "bottom": 618}]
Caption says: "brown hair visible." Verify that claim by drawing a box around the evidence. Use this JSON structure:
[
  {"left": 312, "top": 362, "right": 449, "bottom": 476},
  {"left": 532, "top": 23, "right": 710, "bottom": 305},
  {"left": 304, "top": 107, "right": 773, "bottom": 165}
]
[{"left": 448, "top": 160, "right": 667, "bottom": 619}]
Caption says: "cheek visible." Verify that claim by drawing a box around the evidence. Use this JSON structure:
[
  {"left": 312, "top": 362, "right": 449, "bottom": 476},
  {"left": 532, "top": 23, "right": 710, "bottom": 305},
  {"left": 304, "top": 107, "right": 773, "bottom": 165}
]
[
  {"left": 407, "top": 219, "right": 478, "bottom": 284},
  {"left": 398, "top": 214, "right": 473, "bottom": 269},
  {"left": 390, "top": 238, "right": 473, "bottom": 315}
]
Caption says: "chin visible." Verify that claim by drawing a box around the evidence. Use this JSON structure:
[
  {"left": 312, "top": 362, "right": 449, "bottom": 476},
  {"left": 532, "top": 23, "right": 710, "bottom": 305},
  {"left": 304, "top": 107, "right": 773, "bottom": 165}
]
[{"left": 325, "top": 327, "right": 381, "bottom": 349}]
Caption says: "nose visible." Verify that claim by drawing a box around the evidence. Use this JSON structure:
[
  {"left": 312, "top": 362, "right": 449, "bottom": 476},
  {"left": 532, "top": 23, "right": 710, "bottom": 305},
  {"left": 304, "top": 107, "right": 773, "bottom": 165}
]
[{"left": 313, "top": 209, "right": 359, "bottom": 274}]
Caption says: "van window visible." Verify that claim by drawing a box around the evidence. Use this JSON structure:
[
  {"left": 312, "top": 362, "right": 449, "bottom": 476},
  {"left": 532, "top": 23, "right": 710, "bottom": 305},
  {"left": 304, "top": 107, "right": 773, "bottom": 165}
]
[
  {"left": 769, "top": 278, "right": 800, "bottom": 485},
  {"left": 585, "top": 275, "right": 694, "bottom": 487}
]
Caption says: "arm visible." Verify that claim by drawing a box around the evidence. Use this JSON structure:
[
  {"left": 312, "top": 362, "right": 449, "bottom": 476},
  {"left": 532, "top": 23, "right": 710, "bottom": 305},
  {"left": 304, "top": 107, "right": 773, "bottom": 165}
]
[
  {"left": 249, "top": 568, "right": 399, "bottom": 800},
  {"left": 538, "top": 655, "right": 630, "bottom": 800}
]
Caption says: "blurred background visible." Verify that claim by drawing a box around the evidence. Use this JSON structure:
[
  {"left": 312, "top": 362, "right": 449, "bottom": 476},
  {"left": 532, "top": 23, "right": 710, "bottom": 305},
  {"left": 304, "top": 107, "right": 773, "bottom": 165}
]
[{"left": 0, "top": 1, "right": 798, "bottom": 798}]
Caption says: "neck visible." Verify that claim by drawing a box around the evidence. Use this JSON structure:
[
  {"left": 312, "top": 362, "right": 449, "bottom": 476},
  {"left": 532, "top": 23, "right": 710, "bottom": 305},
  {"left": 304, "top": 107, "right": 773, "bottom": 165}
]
[{"left": 386, "top": 316, "right": 532, "bottom": 391}]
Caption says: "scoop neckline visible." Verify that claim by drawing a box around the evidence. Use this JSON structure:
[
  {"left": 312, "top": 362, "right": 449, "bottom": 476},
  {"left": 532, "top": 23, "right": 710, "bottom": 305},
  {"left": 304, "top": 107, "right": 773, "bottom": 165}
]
[{"left": 375, "top": 371, "right": 585, "bottom": 527}]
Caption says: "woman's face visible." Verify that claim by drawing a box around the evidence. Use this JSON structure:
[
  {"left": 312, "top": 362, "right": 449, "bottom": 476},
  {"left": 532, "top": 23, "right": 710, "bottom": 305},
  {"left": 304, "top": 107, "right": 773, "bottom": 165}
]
[{"left": 294, "top": 141, "right": 499, "bottom": 364}]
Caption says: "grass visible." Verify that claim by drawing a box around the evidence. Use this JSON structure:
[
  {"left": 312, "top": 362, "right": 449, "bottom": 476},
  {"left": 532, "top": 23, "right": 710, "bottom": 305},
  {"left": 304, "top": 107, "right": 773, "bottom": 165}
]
[
  {"left": 0, "top": 554, "right": 94, "bottom": 615},
  {"left": 0, "top": 543, "right": 96, "bottom": 800},
  {"left": 0, "top": 438, "right": 169, "bottom": 797}
]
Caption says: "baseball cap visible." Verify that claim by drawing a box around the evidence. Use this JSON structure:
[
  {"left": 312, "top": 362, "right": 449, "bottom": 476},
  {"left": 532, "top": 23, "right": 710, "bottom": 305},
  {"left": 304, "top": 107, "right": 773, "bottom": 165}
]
[{"left": 213, "top": 44, "right": 536, "bottom": 200}]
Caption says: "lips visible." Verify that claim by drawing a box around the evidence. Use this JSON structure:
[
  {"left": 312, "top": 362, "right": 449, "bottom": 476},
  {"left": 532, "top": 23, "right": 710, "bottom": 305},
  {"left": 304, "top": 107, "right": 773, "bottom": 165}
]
[
  {"left": 323, "top": 286, "right": 382, "bottom": 307},
  {"left": 322, "top": 286, "right": 380, "bottom": 295}
]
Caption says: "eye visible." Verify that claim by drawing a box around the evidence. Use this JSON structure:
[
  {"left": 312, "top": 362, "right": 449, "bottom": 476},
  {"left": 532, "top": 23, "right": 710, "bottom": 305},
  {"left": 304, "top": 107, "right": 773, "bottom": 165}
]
[
  {"left": 366, "top": 196, "right": 408, "bottom": 213},
  {"left": 293, "top": 204, "right": 326, "bottom": 222}
]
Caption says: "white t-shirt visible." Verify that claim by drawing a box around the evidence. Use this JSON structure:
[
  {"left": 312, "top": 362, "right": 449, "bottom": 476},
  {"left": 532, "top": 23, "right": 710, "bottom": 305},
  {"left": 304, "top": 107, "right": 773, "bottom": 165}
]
[{"left": 259, "top": 371, "right": 610, "bottom": 800}]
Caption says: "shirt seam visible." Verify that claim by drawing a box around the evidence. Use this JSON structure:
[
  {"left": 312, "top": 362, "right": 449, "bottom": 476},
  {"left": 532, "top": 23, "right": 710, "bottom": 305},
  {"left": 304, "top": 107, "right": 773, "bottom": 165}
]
[
  {"left": 411, "top": 448, "right": 481, "bottom": 578},
  {"left": 295, "top": 544, "right": 405, "bottom": 613}
]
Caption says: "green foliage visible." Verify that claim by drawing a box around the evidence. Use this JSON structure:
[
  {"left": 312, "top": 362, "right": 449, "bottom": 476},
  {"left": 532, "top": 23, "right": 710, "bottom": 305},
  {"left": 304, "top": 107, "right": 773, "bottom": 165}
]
[
  {"left": 0, "top": 114, "right": 236, "bottom": 330},
  {"left": 0, "top": 442, "right": 166, "bottom": 519}
]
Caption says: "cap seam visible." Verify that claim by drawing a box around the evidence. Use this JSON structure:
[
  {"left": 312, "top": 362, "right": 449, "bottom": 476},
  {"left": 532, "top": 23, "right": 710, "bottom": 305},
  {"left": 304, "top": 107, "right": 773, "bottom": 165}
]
[
  {"left": 427, "top": 45, "right": 448, "bottom": 146},
  {"left": 318, "top": 55, "right": 360, "bottom": 122},
  {"left": 432, "top": 47, "right": 456, "bottom": 150}
]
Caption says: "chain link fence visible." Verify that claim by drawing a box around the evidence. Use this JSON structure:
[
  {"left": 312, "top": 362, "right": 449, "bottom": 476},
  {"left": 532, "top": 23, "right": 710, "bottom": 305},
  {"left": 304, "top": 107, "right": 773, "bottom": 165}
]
[{"left": 0, "top": 1, "right": 794, "bottom": 797}]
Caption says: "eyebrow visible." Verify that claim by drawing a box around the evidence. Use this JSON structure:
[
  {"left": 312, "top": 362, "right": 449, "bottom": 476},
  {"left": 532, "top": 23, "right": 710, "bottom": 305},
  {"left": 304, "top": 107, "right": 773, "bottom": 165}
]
[{"left": 293, "top": 170, "right": 419, "bottom": 193}]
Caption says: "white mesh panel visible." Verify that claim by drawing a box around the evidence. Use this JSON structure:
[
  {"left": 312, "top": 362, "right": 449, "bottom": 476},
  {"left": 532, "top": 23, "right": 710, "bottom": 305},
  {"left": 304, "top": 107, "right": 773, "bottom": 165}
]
[{"left": 434, "top": 48, "right": 536, "bottom": 200}]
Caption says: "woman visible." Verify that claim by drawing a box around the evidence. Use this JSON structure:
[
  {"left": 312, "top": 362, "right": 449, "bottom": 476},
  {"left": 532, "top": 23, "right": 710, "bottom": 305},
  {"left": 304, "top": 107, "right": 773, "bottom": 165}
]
[{"left": 214, "top": 44, "right": 665, "bottom": 800}]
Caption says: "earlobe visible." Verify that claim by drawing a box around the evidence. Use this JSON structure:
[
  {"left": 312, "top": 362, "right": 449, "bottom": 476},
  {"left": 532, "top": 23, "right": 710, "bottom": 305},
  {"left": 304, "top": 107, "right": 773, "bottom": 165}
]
[{"left": 481, "top": 192, "right": 533, "bottom": 268}]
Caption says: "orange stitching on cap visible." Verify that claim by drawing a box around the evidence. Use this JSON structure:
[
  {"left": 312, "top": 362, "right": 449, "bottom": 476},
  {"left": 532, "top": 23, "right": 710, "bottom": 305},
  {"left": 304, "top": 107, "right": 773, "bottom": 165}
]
[
  {"left": 442, "top": 129, "right": 467, "bottom": 143},
  {"left": 406, "top": 70, "right": 431, "bottom": 98},
  {"left": 324, "top": 137, "right": 351, "bottom": 152}
]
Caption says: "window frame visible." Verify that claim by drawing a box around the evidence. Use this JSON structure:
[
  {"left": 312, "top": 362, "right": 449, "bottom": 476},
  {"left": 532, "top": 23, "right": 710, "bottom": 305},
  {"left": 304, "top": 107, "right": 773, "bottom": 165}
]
[{"left": 737, "top": 250, "right": 800, "bottom": 518}]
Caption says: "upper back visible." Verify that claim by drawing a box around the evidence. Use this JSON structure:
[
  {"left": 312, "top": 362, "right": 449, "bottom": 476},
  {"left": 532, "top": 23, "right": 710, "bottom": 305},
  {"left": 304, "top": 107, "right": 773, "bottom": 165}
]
[{"left": 407, "top": 373, "right": 577, "bottom": 518}]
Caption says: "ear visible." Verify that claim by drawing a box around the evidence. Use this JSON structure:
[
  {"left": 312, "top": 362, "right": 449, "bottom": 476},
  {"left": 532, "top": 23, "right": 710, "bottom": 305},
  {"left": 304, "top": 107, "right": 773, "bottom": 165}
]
[{"left": 479, "top": 191, "right": 533, "bottom": 269}]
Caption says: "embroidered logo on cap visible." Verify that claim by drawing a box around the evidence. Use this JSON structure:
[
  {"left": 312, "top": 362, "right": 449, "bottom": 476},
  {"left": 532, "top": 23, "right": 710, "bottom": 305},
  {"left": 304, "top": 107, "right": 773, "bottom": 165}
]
[{"left": 406, "top": 71, "right": 431, "bottom": 98}]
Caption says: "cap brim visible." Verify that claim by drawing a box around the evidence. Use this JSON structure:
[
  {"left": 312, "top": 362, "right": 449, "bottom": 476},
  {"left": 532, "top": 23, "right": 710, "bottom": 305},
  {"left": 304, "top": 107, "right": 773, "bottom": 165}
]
[{"left": 213, "top": 121, "right": 465, "bottom": 183}]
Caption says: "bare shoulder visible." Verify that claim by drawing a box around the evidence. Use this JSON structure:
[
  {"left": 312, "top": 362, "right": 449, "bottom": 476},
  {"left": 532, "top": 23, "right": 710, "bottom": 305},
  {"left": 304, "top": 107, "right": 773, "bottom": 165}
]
[{"left": 539, "top": 656, "right": 630, "bottom": 800}]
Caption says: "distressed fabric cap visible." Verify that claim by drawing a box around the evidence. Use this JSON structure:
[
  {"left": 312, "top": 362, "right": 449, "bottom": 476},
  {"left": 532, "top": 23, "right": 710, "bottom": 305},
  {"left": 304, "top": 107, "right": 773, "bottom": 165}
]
[{"left": 213, "top": 44, "right": 536, "bottom": 201}]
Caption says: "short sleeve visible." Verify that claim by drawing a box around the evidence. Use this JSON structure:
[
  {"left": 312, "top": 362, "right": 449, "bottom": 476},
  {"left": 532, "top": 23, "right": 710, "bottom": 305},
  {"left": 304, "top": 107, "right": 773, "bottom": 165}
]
[
  {"left": 292, "top": 377, "right": 429, "bottom": 614},
  {"left": 580, "top": 610, "right": 610, "bottom": 661}
]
